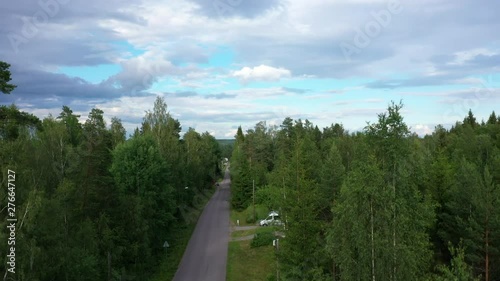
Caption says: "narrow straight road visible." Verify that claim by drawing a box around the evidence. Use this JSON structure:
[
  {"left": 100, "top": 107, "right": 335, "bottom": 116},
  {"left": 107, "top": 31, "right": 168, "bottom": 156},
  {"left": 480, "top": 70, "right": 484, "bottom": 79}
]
[{"left": 172, "top": 170, "right": 231, "bottom": 281}]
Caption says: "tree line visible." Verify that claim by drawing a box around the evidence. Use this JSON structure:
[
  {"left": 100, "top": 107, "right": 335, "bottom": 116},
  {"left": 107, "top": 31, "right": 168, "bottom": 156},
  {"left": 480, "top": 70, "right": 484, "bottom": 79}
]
[
  {"left": 230, "top": 101, "right": 500, "bottom": 281},
  {"left": 0, "top": 97, "right": 222, "bottom": 280}
]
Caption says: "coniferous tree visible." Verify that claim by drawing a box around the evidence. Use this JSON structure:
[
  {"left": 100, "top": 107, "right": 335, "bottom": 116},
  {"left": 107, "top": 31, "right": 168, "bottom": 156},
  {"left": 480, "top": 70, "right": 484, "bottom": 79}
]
[
  {"left": 319, "top": 141, "right": 345, "bottom": 210},
  {"left": 0, "top": 61, "right": 16, "bottom": 94},
  {"left": 57, "top": 105, "right": 82, "bottom": 147},
  {"left": 230, "top": 143, "right": 252, "bottom": 211},
  {"left": 109, "top": 117, "right": 126, "bottom": 149},
  {"left": 0, "top": 104, "right": 42, "bottom": 141},
  {"left": 279, "top": 134, "right": 326, "bottom": 280}
]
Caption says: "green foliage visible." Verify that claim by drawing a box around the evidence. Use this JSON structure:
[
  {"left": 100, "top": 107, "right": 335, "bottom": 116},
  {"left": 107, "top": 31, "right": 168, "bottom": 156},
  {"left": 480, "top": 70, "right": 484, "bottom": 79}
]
[
  {"left": 142, "top": 97, "right": 186, "bottom": 202},
  {"left": 361, "top": 101, "right": 434, "bottom": 280},
  {"left": 110, "top": 116, "right": 126, "bottom": 148},
  {"left": 246, "top": 213, "right": 256, "bottom": 223},
  {"left": 276, "top": 128, "right": 329, "bottom": 280},
  {"left": 433, "top": 242, "right": 480, "bottom": 281},
  {"left": 230, "top": 143, "right": 253, "bottom": 210},
  {"left": 2, "top": 98, "right": 500, "bottom": 280},
  {"left": 0, "top": 104, "right": 42, "bottom": 140},
  {"left": 111, "top": 134, "right": 170, "bottom": 195},
  {"left": 233, "top": 102, "right": 500, "bottom": 280},
  {"left": 329, "top": 152, "right": 394, "bottom": 280},
  {"left": 255, "top": 185, "right": 283, "bottom": 211},
  {"left": 57, "top": 105, "right": 82, "bottom": 146},
  {"left": 319, "top": 141, "right": 345, "bottom": 221},
  {"left": 230, "top": 204, "right": 268, "bottom": 227},
  {"left": 440, "top": 158, "right": 500, "bottom": 280},
  {"left": 0, "top": 61, "right": 16, "bottom": 94},
  {"left": 220, "top": 141, "right": 234, "bottom": 159},
  {"left": 0, "top": 100, "right": 221, "bottom": 280},
  {"left": 251, "top": 231, "right": 275, "bottom": 248}
]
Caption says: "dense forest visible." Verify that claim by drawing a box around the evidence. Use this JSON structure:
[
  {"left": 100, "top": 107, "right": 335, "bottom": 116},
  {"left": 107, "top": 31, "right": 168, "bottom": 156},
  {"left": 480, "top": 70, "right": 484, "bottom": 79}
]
[
  {"left": 1, "top": 59, "right": 499, "bottom": 281},
  {"left": 230, "top": 101, "right": 500, "bottom": 281},
  {"left": 0, "top": 97, "right": 222, "bottom": 280}
]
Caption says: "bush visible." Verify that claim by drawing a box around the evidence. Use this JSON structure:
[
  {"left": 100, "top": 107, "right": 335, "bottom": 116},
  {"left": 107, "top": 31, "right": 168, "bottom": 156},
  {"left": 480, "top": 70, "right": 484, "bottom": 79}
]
[
  {"left": 244, "top": 204, "right": 269, "bottom": 224},
  {"left": 250, "top": 231, "right": 275, "bottom": 248},
  {"left": 231, "top": 204, "right": 271, "bottom": 226},
  {"left": 255, "top": 205, "right": 269, "bottom": 220},
  {"left": 246, "top": 213, "right": 256, "bottom": 223}
]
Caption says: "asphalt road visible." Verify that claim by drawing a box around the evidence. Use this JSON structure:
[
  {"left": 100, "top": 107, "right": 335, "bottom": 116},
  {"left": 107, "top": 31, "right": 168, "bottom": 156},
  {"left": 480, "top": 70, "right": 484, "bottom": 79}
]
[{"left": 172, "top": 170, "right": 231, "bottom": 281}]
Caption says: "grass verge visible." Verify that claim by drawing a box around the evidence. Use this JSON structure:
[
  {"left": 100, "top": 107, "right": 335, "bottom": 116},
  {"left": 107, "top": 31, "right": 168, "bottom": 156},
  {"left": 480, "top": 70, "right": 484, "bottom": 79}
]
[
  {"left": 226, "top": 240, "right": 276, "bottom": 281},
  {"left": 227, "top": 218, "right": 278, "bottom": 280},
  {"left": 231, "top": 228, "right": 256, "bottom": 238}
]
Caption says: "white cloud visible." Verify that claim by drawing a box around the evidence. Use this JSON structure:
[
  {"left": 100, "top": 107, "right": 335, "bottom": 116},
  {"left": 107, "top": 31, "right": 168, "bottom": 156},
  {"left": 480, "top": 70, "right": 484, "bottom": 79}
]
[
  {"left": 3, "top": 0, "right": 500, "bottom": 140},
  {"left": 104, "top": 49, "right": 178, "bottom": 92},
  {"left": 413, "top": 124, "right": 433, "bottom": 136},
  {"left": 450, "top": 48, "right": 497, "bottom": 65},
  {"left": 333, "top": 98, "right": 384, "bottom": 106},
  {"left": 452, "top": 77, "right": 486, "bottom": 85},
  {"left": 224, "top": 129, "right": 238, "bottom": 138},
  {"left": 232, "top": 65, "right": 291, "bottom": 83}
]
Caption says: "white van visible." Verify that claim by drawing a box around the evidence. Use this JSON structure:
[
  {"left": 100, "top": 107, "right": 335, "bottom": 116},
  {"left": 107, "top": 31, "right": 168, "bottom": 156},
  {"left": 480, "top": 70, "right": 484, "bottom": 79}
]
[{"left": 259, "top": 211, "right": 283, "bottom": 226}]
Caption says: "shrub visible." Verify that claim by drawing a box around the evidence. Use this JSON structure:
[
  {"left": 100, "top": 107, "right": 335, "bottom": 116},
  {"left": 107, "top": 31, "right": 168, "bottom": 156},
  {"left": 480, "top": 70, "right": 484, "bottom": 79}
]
[
  {"left": 250, "top": 231, "right": 275, "bottom": 248},
  {"left": 244, "top": 204, "right": 268, "bottom": 224},
  {"left": 246, "top": 213, "right": 256, "bottom": 223}
]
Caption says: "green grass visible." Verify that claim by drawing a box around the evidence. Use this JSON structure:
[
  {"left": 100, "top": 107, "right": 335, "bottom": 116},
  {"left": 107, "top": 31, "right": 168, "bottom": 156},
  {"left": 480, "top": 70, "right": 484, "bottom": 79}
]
[
  {"left": 226, "top": 240, "right": 276, "bottom": 281},
  {"left": 256, "top": 226, "right": 277, "bottom": 235},
  {"left": 227, "top": 210, "right": 278, "bottom": 280},
  {"left": 231, "top": 228, "right": 256, "bottom": 238}
]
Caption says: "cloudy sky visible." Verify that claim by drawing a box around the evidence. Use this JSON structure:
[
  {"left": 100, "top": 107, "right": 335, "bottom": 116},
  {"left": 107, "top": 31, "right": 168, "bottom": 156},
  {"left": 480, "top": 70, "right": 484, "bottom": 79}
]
[{"left": 1, "top": 0, "right": 499, "bottom": 138}]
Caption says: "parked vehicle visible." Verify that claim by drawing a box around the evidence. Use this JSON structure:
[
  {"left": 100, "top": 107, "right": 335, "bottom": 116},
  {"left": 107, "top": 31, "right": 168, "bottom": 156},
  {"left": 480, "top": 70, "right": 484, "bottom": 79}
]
[{"left": 259, "top": 211, "right": 283, "bottom": 226}]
